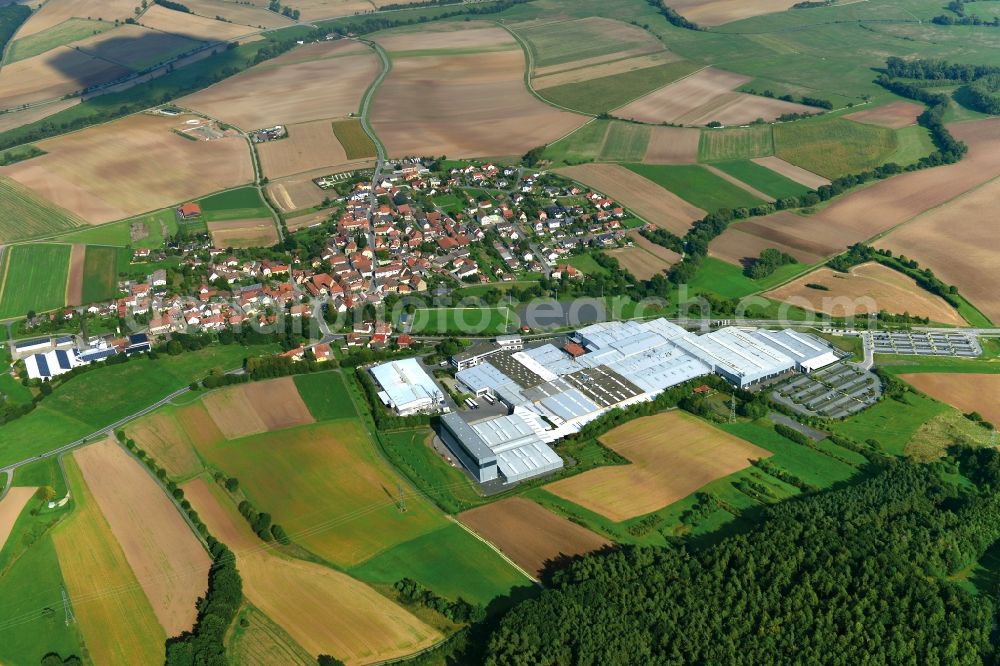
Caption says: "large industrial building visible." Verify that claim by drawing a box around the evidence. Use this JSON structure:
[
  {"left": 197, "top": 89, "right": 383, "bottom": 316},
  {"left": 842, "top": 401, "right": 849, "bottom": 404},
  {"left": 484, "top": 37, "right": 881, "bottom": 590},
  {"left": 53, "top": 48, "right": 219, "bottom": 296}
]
[{"left": 369, "top": 358, "right": 445, "bottom": 416}]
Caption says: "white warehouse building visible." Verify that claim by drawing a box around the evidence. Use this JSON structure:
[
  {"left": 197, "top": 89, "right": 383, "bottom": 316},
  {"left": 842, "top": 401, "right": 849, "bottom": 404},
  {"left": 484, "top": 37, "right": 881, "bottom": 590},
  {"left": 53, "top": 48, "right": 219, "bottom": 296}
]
[{"left": 369, "top": 358, "right": 445, "bottom": 416}]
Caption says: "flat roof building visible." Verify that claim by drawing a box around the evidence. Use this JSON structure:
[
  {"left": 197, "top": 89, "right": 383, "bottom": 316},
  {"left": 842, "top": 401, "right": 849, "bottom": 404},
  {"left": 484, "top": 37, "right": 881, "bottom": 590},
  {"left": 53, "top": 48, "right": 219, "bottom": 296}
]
[
  {"left": 439, "top": 411, "right": 562, "bottom": 485},
  {"left": 370, "top": 358, "right": 444, "bottom": 416}
]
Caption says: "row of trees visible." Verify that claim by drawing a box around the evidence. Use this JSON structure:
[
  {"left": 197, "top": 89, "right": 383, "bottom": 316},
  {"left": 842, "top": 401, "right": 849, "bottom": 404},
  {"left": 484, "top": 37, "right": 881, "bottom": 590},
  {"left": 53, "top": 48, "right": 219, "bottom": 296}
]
[
  {"left": 393, "top": 578, "right": 485, "bottom": 624},
  {"left": 483, "top": 455, "right": 1000, "bottom": 664},
  {"left": 744, "top": 248, "right": 796, "bottom": 279}
]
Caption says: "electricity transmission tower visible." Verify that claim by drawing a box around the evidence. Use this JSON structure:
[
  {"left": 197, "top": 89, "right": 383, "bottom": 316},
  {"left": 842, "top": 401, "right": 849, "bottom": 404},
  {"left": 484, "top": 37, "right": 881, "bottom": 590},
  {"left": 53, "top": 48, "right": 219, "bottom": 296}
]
[
  {"left": 397, "top": 483, "right": 407, "bottom": 513},
  {"left": 61, "top": 587, "right": 75, "bottom": 626}
]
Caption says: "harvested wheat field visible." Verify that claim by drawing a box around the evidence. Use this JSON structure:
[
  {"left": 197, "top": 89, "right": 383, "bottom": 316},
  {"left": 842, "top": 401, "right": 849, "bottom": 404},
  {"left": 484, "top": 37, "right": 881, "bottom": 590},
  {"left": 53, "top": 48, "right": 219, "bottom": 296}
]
[
  {"left": 711, "top": 118, "right": 1000, "bottom": 270},
  {"left": 267, "top": 171, "right": 334, "bottom": 213},
  {"left": 875, "top": 175, "right": 1000, "bottom": 323},
  {"left": 643, "top": 126, "right": 701, "bottom": 163},
  {"left": 900, "top": 374, "right": 1000, "bottom": 426},
  {"left": 257, "top": 120, "right": 369, "bottom": 179},
  {"left": 371, "top": 27, "right": 585, "bottom": 158},
  {"left": 532, "top": 44, "right": 663, "bottom": 78},
  {"left": 140, "top": 4, "right": 258, "bottom": 42},
  {"left": 183, "top": 477, "right": 442, "bottom": 664},
  {"left": 278, "top": 0, "right": 375, "bottom": 20},
  {"left": 609, "top": 232, "right": 680, "bottom": 279},
  {"left": 615, "top": 68, "right": 813, "bottom": 126},
  {"left": 286, "top": 210, "right": 330, "bottom": 231},
  {"left": 65, "top": 243, "right": 86, "bottom": 306},
  {"left": 14, "top": 0, "right": 136, "bottom": 38},
  {"left": 668, "top": 0, "right": 802, "bottom": 26},
  {"left": 765, "top": 263, "right": 965, "bottom": 325},
  {"left": 1, "top": 113, "right": 252, "bottom": 224},
  {"left": 54, "top": 455, "right": 166, "bottom": 666},
  {"left": 0, "top": 486, "right": 36, "bottom": 553},
  {"left": 557, "top": 163, "right": 705, "bottom": 235},
  {"left": 181, "top": 40, "right": 377, "bottom": 129},
  {"left": 201, "top": 377, "right": 314, "bottom": 439},
  {"left": 75, "top": 438, "right": 211, "bottom": 635},
  {"left": 182, "top": 0, "right": 293, "bottom": 28},
  {"left": 127, "top": 409, "right": 205, "bottom": 479},
  {"left": 375, "top": 22, "right": 517, "bottom": 52},
  {"left": 0, "top": 47, "right": 131, "bottom": 109},
  {"left": 845, "top": 101, "right": 923, "bottom": 129},
  {"left": 207, "top": 218, "right": 279, "bottom": 249},
  {"left": 533, "top": 52, "right": 682, "bottom": 90},
  {"left": 458, "top": 498, "right": 610, "bottom": 577},
  {"left": 751, "top": 156, "right": 830, "bottom": 189},
  {"left": 546, "top": 411, "right": 771, "bottom": 522}
]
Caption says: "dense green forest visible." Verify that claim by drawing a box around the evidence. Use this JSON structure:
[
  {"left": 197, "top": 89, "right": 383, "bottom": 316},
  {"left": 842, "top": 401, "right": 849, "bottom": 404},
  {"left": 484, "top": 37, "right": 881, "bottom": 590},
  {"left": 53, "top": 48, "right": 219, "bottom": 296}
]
[{"left": 481, "top": 451, "right": 1000, "bottom": 665}]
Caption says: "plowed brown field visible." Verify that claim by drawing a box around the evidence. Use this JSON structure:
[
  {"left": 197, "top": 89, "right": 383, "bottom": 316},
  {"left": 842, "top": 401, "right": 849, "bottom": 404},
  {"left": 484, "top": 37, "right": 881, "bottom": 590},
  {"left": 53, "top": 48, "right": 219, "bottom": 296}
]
[
  {"left": 65, "top": 243, "right": 85, "bottom": 306},
  {"left": 644, "top": 126, "right": 701, "bottom": 163},
  {"left": 371, "top": 26, "right": 586, "bottom": 158},
  {"left": 1, "top": 113, "right": 252, "bottom": 224},
  {"left": 14, "top": 0, "right": 136, "bottom": 38},
  {"left": 845, "top": 101, "right": 923, "bottom": 129},
  {"left": 258, "top": 120, "right": 365, "bottom": 179},
  {"left": 751, "top": 156, "right": 830, "bottom": 189},
  {"left": 557, "top": 163, "right": 704, "bottom": 235},
  {"left": 207, "top": 218, "right": 279, "bottom": 249},
  {"left": 900, "top": 374, "right": 1000, "bottom": 426},
  {"left": 181, "top": 40, "right": 378, "bottom": 129},
  {"left": 201, "top": 377, "right": 314, "bottom": 439},
  {"left": 0, "top": 486, "right": 35, "bottom": 553},
  {"left": 764, "top": 263, "right": 965, "bottom": 325},
  {"left": 668, "top": 0, "right": 802, "bottom": 26},
  {"left": 458, "top": 498, "right": 610, "bottom": 576},
  {"left": 140, "top": 5, "right": 259, "bottom": 42},
  {"left": 546, "top": 411, "right": 770, "bottom": 521},
  {"left": 0, "top": 47, "right": 131, "bottom": 110}
]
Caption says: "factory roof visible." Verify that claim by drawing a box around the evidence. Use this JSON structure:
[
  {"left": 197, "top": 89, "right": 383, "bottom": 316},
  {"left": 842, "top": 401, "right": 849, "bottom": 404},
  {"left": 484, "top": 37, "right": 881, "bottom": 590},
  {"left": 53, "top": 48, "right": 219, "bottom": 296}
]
[
  {"left": 441, "top": 412, "right": 496, "bottom": 464},
  {"left": 370, "top": 358, "right": 441, "bottom": 409},
  {"left": 455, "top": 362, "right": 514, "bottom": 393}
]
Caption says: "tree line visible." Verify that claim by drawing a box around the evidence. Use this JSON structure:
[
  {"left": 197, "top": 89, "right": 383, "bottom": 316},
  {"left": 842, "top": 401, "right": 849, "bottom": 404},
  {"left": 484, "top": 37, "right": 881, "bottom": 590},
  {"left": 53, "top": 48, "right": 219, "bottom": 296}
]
[{"left": 482, "top": 454, "right": 1000, "bottom": 664}]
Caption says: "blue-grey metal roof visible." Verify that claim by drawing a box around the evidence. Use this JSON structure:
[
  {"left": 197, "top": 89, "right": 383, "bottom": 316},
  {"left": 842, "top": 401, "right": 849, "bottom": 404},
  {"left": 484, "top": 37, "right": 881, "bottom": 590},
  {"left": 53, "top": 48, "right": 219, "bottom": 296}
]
[
  {"left": 34, "top": 353, "right": 51, "bottom": 377},
  {"left": 79, "top": 348, "right": 117, "bottom": 363},
  {"left": 54, "top": 349, "right": 72, "bottom": 370},
  {"left": 455, "top": 362, "right": 513, "bottom": 393},
  {"left": 441, "top": 412, "right": 496, "bottom": 464},
  {"left": 14, "top": 337, "right": 48, "bottom": 350},
  {"left": 54, "top": 335, "right": 74, "bottom": 345}
]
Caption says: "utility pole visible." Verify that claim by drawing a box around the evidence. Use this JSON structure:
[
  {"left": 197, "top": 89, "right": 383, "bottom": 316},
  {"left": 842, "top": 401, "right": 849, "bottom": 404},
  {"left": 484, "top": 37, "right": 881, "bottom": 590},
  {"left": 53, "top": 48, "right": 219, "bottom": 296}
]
[
  {"left": 397, "top": 483, "right": 407, "bottom": 513},
  {"left": 61, "top": 587, "right": 75, "bottom": 626},
  {"left": 730, "top": 393, "right": 737, "bottom": 423}
]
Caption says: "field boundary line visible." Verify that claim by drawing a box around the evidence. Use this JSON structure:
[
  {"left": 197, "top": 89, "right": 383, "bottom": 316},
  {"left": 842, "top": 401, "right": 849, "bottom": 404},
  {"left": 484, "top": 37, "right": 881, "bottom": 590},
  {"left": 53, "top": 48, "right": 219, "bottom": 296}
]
[
  {"left": 609, "top": 64, "right": 710, "bottom": 116},
  {"left": 447, "top": 515, "right": 539, "bottom": 585},
  {"left": 495, "top": 20, "right": 595, "bottom": 119}
]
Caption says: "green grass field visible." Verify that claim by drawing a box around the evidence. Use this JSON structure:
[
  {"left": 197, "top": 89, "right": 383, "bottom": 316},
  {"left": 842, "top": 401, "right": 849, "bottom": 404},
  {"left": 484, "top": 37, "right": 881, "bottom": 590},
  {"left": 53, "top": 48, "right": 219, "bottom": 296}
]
[
  {"left": 0, "top": 534, "right": 83, "bottom": 665},
  {"left": 774, "top": 117, "right": 898, "bottom": 179},
  {"left": 711, "top": 160, "right": 810, "bottom": 199},
  {"left": 293, "top": 371, "right": 357, "bottom": 421},
  {"left": 0, "top": 176, "right": 84, "bottom": 243},
  {"left": 197, "top": 186, "right": 271, "bottom": 222},
  {"left": 542, "top": 119, "right": 610, "bottom": 165},
  {"left": 829, "top": 392, "right": 948, "bottom": 456},
  {"left": 599, "top": 122, "right": 651, "bottom": 162},
  {"left": 564, "top": 252, "right": 611, "bottom": 276},
  {"left": 0, "top": 144, "right": 44, "bottom": 166},
  {"left": 887, "top": 125, "right": 936, "bottom": 166},
  {"left": 331, "top": 118, "right": 377, "bottom": 159},
  {"left": 58, "top": 209, "right": 180, "bottom": 249},
  {"left": 380, "top": 429, "right": 484, "bottom": 515},
  {"left": 540, "top": 61, "right": 700, "bottom": 115},
  {"left": 517, "top": 17, "right": 656, "bottom": 68},
  {"left": 625, "top": 163, "right": 765, "bottom": 211},
  {"left": 0, "top": 343, "right": 274, "bottom": 467},
  {"left": 6, "top": 18, "right": 113, "bottom": 62},
  {"left": 0, "top": 243, "right": 71, "bottom": 319},
  {"left": 687, "top": 256, "right": 809, "bottom": 298},
  {"left": 80, "top": 245, "right": 120, "bottom": 304},
  {"left": 698, "top": 126, "right": 774, "bottom": 162},
  {"left": 351, "top": 523, "right": 529, "bottom": 607},
  {"left": 409, "top": 306, "right": 517, "bottom": 335},
  {"left": 194, "top": 420, "right": 448, "bottom": 567}
]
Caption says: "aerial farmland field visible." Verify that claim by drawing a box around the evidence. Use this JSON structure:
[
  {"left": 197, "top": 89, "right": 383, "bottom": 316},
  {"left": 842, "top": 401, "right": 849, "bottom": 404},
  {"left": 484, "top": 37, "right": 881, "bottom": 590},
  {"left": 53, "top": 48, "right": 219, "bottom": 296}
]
[
  {"left": 699, "top": 125, "right": 775, "bottom": 162},
  {"left": 371, "top": 24, "right": 585, "bottom": 158},
  {"left": 183, "top": 476, "right": 442, "bottom": 663},
  {"left": 773, "top": 117, "right": 898, "bottom": 179},
  {"left": 201, "top": 377, "right": 315, "bottom": 439},
  {"left": 625, "top": 163, "right": 765, "bottom": 211},
  {"left": 0, "top": 175, "right": 84, "bottom": 243},
  {"left": 79, "top": 245, "right": 121, "bottom": 304},
  {"left": 898, "top": 374, "right": 1000, "bottom": 428},
  {"left": 5, "top": 18, "right": 114, "bottom": 63},
  {"left": 545, "top": 411, "right": 771, "bottom": 522},
  {"left": 258, "top": 119, "right": 363, "bottom": 178},
  {"left": 0, "top": 243, "right": 70, "bottom": 319}
]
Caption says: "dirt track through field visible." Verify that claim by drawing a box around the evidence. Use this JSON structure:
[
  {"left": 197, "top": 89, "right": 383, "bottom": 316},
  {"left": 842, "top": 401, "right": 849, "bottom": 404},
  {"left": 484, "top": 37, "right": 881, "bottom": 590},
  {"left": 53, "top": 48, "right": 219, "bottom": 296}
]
[
  {"left": 65, "top": 243, "right": 86, "bottom": 307},
  {"left": 458, "top": 498, "right": 610, "bottom": 576},
  {"left": 557, "top": 163, "right": 704, "bottom": 235},
  {"left": 183, "top": 478, "right": 442, "bottom": 665},
  {"left": 711, "top": 118, "right": 1000, "bottom": 275},
  {"left": 0, "top": 486, "right": 35, "bottom": 554},
  {"left": 371, "top": 26, "right": 586, "bottom": 158},
  {"left": 74, "top": 439, "right": 211, "bottom": 635},
  {"left": 643, "top": 126, "right": 700, "bottom": 163},
  {"left": 546, "top": 411, "right": 771, "bottom": 522},
  {"left": 764, "top": 263, "right": 965, "bottom": 325},
  {"left": 533, "top": 52, "right": 681, "bottom": 90},
  {"left": 704, "top": 164, "right": 775, "bottom": 202}
]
